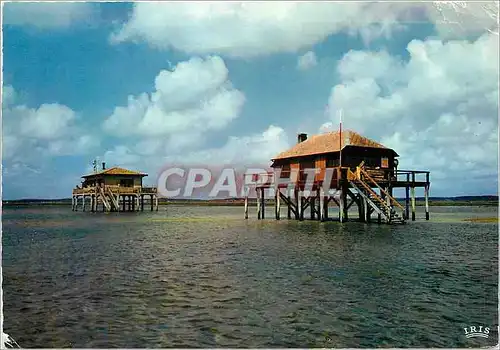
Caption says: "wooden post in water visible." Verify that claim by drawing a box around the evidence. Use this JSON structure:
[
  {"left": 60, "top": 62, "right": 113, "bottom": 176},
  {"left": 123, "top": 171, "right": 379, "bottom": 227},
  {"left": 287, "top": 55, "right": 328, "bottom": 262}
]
[
  {"left": 339, "top": 188, "right": 344, "bottom": 223},
  {"left": 257, "top": 188, "right": 261, "bottom": 220},
  {"left": 155, "top": 195, "right": 159, "bottom": 211},
  {"left": 310, "top": 192, "right": 315, "bottom": 220},
  {"left": 244, "top": 187, "right": 249, "bottom": 219},
  {"left": 411, "top": 172, "right": 416, "bottom": 221},
  {"left": 298, "top": 190, "right": 303, "bottom": 221},
  {"left": 425, "top": 173, "right": 430, "bottom": 220},
  {"left": 319, "top": 188, "right": 325, "bottom": 222},
  {"left": 287, "top": 188, "right": 292, "bottom": 219},
  {"left": 364, "top": 197, "right": 369, "bottom": 222},
  {"left": 323, "top": 196, "right": 329, "bottom": 221},
  {"left": 405, "top": 173, "right": 410, "bottom": 220},
  {"left": 294, "top": 188, "right": 299, "bottom": 220},
  {"left": 358, "top": 194, "right": 364, "bottom": 223},
  {"left": 261, "top": 188, "right": 265, "bottom": 219},
  {"left": 275, "top": 188, "right": 281, "bottom": 220},
  {"left": 342, "top": 183, "right": 348, "bottom": 221}
]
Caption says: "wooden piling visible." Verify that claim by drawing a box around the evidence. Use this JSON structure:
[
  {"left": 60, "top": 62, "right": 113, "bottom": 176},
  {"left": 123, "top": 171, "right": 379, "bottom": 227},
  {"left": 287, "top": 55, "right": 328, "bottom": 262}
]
[
  {"left": 257, "top": 188, "right": 261, "bottom": 220},
  {"left": 287, "top": 188, "right": 292, "bottom": 219},
  {"left": 323, "top": 196, "right": 329, "bottom": 220},
  {"left": 425, "top": 173, "right": 430, "bottom": 220},
  {"left": 310, "top": 194, "right": 316, "bottom": 220},
  {"left": 358, "top": 194, "right": 364, "bottom": 222},
  {"left": 298, "top": 190, "right": 303, "bottom": 221},
  {"left": 275, "top": 188, "right": 281, "bottom": 220},
  {"left": 244, "top": 188, "right": 249, "bottom": 219},
  {"left": 319, "top": 189, "right": 325, "bottom": 222},
  {"left": 339, "top": 189, "right": 344, "bottom": 223},
  {"left": 261, "top": 188, "right": 265, "bottom": 219},
  {"left": 411, "top": 172, "right": 416, "bottom": 221}
]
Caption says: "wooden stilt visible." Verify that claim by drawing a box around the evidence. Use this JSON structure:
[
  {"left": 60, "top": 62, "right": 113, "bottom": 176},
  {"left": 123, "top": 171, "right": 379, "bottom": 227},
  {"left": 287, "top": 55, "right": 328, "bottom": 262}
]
[
  {"left": 298, "top": 190, "right": 303, "bottom": 221},
  {"left": 261, "top": 188, "right": 265, "bottom": 219},
  {"left": 342, "top": 184, "right": 348, "bottom": 221},
  {"left": 310, "top": 193, "right": 315, "bottom": 220},
  {"left": 287, "top": 188, "right": 292, "bottom": 219},
  {"left": 155, "top": 195, "right": 158, "bottom": 211},
  {"left": 276, "top": 188, "right": 281, "bottom": 220},
  {"left": 425, "top": 173, "right": 430, "bottom": 220},
  {"left": 358, "top": 194, "right": 364, "bottom": 222},
  {"left": 294, "top": 188, "right": 299, "bottom": 220},
  {"left": 364, "top": 197, "right": 369, "bottom": 222},
  {"left": 323, "top": 196, "right": 329, "bottom": 220},
  {"left": 405, "top": 187, "right": 410, "bottom": 220},
  {"left": 411, "top": 173, "right": 416, "bottom": 221},
  {"left": 257, "top": 188, "right": 262, "bottom": 220},
  {"left": 319, "top": 189, "right": 325, "bottom": 222},
  {"left": 411, "top": 186, "right": 416, "bottom": 221},
  {"left": 339, "top": 189, "right": 344, "bottom": 223},
  {"left": 244, "top": 187, "right": 249, "bottom": 219}
]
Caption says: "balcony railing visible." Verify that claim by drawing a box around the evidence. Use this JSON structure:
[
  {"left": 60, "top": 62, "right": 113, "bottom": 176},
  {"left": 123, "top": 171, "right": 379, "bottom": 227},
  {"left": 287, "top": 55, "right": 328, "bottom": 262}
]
[
  {"left": 72, "top": 185, "right": 157, "bottom": 195},
  {"left": 244, "top": 166, "right": 429, "bottom": 188}
]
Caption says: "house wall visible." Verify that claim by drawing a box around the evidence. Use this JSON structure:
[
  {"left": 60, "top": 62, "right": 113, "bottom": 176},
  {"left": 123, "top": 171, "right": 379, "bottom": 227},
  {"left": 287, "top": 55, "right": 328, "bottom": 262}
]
[
  {"left": 271, "top": 146, "right": 397, "bottom": 184},
  {"left": 83, "top": 176, "right": 143, "bottom": 187}
]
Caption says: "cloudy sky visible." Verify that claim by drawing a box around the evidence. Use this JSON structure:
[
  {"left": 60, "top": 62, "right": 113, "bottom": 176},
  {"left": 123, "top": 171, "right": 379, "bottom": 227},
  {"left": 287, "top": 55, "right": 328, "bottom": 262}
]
[{"left": 2, "top": 1, "right": 499, "bottom": 199}]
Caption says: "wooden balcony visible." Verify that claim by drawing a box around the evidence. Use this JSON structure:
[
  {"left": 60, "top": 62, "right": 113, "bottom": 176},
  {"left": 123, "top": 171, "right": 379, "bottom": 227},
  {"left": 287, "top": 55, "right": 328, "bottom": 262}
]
[
  {"left": 72, "top": 185, "right": 157, "bottom": 195},
  {"left": 245, "top": 166, "right": 429, "bottom": 189}
]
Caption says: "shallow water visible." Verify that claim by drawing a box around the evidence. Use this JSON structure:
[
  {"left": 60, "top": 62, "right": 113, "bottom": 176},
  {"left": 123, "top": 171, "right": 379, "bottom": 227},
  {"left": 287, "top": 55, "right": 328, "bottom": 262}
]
[{"left": 3, "top": 205, "right": 498, "bottom": 348}]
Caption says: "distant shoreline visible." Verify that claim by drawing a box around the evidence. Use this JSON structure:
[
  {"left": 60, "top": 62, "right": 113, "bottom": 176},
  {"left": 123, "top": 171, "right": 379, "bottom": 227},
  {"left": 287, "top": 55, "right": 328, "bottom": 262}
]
[{"left": 2, "top": 196, "right": 499, "bottom": 207}]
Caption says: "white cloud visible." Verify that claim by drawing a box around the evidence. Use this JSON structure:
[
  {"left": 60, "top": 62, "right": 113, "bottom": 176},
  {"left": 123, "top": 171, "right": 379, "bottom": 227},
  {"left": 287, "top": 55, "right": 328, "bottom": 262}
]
[
  {"left": 2, "top": 86, "right": 99, "bottom": 160},
  {"left": 18, "top": 103, "right": 77, "bottom": 140},
  {"left": 110, "top": 2, "right": 417, "bottom": 57},
  {"left": 110, "top": 2, "right": 498, "bottom": 57},
  {"left": 325, "top": 32, "right": 498, "bottom": 195},
  {"left": 102, "top": 55, "right": 245, "bottom": 143},
  {"left": 3, "top": 2, "right": 96, "bottom": 29},
  {"left": 297, "top": 51, "right": 318, "bottom": 71}
]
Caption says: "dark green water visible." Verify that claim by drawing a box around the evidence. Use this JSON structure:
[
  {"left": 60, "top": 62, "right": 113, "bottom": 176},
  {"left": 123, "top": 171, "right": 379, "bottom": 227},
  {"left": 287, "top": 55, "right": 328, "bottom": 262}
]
[{"left": 2, "top": 205, "right": 498, "bottom": 348}]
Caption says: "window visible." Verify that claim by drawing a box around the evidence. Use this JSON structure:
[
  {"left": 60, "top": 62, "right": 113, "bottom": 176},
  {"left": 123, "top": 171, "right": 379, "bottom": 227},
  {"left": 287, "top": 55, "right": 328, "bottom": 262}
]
[
  {"left": 120, "top": 179, "right": 134, "bottom": 187},
  {"left": 326, "top": 157, "right": 339, "bottom": 167},
  {"left": 279, "top": 164, "right": 291, "bottom": 178},
  {"left": 381, "top": 157, "right": 389, "bottom": 168}
]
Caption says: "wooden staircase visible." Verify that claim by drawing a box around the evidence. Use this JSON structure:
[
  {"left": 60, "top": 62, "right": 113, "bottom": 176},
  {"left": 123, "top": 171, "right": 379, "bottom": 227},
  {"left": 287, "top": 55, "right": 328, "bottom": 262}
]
[
  {"left": 348, "top": 165, "right": 405, "bottom": 224},
  {"left": 98, "top": 186, "right": 112, "bottom": 211},
  {"left": 106, "top": 187, "right": 120, "bottom": 211}
]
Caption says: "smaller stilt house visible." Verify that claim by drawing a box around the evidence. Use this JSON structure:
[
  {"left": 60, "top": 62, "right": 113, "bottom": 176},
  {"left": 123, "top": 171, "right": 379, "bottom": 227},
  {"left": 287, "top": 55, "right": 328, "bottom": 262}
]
[
  {"left": 72, "top": 163, "right": 158, "bottom": 212},
  {"left": 245, "top": 130, "right": 430, "bottom": 224}
]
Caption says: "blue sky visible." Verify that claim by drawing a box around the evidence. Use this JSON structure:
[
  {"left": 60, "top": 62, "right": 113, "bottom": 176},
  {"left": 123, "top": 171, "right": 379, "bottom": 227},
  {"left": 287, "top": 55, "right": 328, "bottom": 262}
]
[{"left": 2, "top": 2, "right": 499, "bottom": 199}]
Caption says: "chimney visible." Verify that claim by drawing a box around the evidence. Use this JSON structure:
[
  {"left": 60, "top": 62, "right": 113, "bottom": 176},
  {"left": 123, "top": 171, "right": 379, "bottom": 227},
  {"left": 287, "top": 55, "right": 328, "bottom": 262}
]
[
  {"left": 298, "top": 133, "right": 308, "bottom": 143},
  {"left": 102, "top": 162, "right": 106, "bottom": 170}
]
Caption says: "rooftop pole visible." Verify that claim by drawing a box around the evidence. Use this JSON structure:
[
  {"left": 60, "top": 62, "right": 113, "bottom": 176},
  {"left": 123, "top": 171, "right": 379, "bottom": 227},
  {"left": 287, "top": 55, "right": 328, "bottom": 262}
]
[{"left": 339, "top": 109, "right": 343, "bottom": 168}]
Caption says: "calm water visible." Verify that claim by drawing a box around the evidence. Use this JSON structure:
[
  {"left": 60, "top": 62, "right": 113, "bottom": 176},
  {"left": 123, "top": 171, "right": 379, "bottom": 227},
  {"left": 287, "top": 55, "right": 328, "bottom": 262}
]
[{"left": 3, "top": 205, "right": 498, "bottom": 348}]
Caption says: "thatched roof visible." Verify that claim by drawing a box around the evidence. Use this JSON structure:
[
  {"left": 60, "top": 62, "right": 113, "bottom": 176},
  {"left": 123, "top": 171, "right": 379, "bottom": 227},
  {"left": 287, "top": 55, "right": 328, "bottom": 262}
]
[
  {"left": 82, "top": 167, "right": 147, "bottom": 178},
  {"left": 272, "top": 130, "right": 397, "bottom": 160}
]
